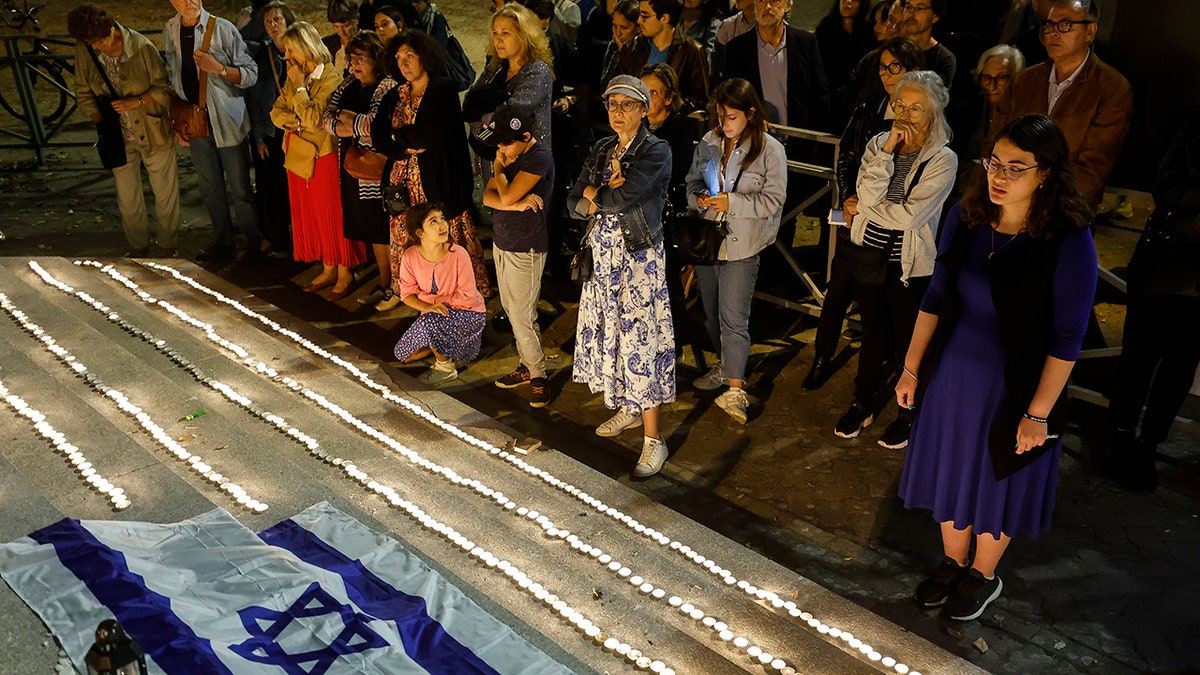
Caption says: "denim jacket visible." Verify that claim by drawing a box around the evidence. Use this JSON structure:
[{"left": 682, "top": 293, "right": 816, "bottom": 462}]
[
  {"left": 686, "top": 129, "right": 787, "bottom": 261},
  {"left": 568, "top": 125, "right": 672, "bottom": 252}
]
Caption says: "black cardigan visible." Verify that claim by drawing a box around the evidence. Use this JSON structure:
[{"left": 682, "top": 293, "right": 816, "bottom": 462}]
[{"left": 370, "top": 76, "right": 475, "bottom": 217}]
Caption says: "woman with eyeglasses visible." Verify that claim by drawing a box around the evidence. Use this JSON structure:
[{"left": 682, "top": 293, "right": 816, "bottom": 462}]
[
  {"left": 567, "top": 75, "right": 675, "bottom": 479},
  {"left": 895, "top": 113, "right": 1096, "bottom": 621},
  {"left": 320, "top": 31, "right": 399, "bottom": 310},
  {"left": 949, "top": 44, "right": 1024, "bottom": 166},
  {"left": 804, "top": 37, "right": 922, "bottom": 389},
  {"left": 822, "top": 70, "right": 956, "bottom": 451}
]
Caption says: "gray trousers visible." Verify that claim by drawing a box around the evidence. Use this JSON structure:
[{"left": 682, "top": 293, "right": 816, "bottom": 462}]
[{"left": 493, "top": 246, "right": 547, "bottom": 378}]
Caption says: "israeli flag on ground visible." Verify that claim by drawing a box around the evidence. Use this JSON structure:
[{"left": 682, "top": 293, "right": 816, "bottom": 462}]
[{"left": 0, "top": 502, "right": 569, "bottom": 675}]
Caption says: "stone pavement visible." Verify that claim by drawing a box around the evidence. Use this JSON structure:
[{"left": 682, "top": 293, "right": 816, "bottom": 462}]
[{"left": 2, "top": 147, "right": 1198, "bottom": 673}]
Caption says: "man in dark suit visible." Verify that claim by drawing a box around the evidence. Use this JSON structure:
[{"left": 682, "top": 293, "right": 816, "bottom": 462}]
[{"left": 720, "top": 0, "right": 830, "bottom": 136}]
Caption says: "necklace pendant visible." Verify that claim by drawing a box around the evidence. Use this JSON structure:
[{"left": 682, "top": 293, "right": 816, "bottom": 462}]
[{"left": 988, "top": 251, "right": 994, "bottom": 260}]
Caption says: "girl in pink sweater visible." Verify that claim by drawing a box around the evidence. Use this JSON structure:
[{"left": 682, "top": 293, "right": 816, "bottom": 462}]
[{"left": 392, "top": 203, "right": 486, "bottom": 385}]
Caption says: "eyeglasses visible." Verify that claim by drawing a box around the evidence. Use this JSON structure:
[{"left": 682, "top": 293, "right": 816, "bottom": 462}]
[
  {"left": 901, "top": 1, "right": 932, "bottom": 13},
  {"left": 979, "top": 74, "right": 1010, "bottom": 87},
  {"left": 604, "top": 98, "right": 644, "bottom": 113},
  {"left": 1039, "top": 18, "right": 1096, "bottom": 34},
  {"left": 891, "top": 100, "right": 926, "bottom": 117},
  {"left": 982, "top": 157, "right": 1042, "bottom": 181},
  {"left": 264, "top": 16, "right": 287, "bottom": 26},
  {"left": 878, "top": 61, "right": 906, "bottom": 75}
]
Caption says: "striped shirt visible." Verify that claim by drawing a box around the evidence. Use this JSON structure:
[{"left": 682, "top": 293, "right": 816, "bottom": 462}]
[{"left": 862, "top": 150, "right": 920, "bottom": 262}]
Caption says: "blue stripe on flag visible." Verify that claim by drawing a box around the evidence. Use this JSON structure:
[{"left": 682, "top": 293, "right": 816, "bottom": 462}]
[
  {"left": 28, "top": 518, "right": 234, "bottom": 675},
  {"left": 259, "top": 519, "right": 500, "bottom": 675}
]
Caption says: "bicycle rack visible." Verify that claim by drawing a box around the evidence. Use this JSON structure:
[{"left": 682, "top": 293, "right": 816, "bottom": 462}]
[{"left": 0, "top": 32, "right": 90, "bottom": 164}]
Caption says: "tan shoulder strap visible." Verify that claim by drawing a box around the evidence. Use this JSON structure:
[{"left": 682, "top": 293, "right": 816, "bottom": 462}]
[{"left": 197, "top": 15, "right": 216, "bottom": 108}]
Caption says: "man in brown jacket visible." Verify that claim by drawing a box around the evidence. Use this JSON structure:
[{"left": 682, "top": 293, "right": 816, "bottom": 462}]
[
  {"left": 69, "top": 4, "right": 180, "bottom": 257},
  {"left": 988, "top": 0, "right": 1131, "bottom": 208}
]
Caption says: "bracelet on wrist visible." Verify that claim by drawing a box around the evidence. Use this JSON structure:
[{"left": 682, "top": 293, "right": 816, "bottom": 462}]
[
  {"left": 902, "top": 366, "right": 918, "bottom": 383},
  {"left": 1023, "top": 412, "right": 1048, "bottom": 424}
]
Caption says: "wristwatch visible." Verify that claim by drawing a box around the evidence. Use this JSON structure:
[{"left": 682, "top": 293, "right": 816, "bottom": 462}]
[{"left": 220, "top": 65, "right": 229, "bottom": 77}]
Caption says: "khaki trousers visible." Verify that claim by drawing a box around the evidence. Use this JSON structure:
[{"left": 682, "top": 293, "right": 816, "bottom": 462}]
[
  {"left": 493, "top": 246, "right": 547, "bottom": 378},
  {"left": 111, "top": 140, "right": 180, "bottom": 251}
]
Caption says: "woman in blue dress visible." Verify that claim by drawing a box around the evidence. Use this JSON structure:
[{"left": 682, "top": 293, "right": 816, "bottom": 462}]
[
  {"left": 568, "top": 75, "right": 675, "bottom": 479},
  {"left": 895, "top": 114, "right": 1097, "bottom": 621}
]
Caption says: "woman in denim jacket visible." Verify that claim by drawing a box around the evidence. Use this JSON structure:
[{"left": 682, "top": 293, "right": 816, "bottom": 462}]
[
  {"left": 567, "top": 75, "right": 675, "bottom": 479},
  {"left": 685, "top": 78, "right": 787, "bottom": 425}
]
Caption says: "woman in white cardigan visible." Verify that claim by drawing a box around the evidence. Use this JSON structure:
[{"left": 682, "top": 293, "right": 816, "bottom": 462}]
[
  {"left": 686, "top": 78, "right": 788, "bottom": 425},
  {"left": 837, "top": 70, "right": 957, "bottom": 446}
]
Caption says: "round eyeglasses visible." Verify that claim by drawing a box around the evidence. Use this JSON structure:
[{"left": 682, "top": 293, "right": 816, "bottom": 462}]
[
  {"left": 1039, "top": 18, "right": 1096, "bottom": 34},
  {"left": 982, "top": 157, "right": 1042, "bottom": 181},
  {"left": 604, "top": 98, "right": 644, "bottom": 113},
  {"left": 890, "top": 100, "right": 926, "bottom": 117}
]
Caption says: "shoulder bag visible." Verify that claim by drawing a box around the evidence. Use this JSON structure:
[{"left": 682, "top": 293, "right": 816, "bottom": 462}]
[
  {"left": 569, "top": 217, "right": 600, "bottom": 284},
  {"left": 84, "top": 45, "right": 127, "bottom": 169},
  {"left": 668, "top": 165, "right": 746, "bottom": 266},
  {"left": 344, "top": 145, "right": 386, "bottom": 181},
  {"left": 834, "top": 156, "right": 931, "bottom": 284},
  {"left": 169, "top": 16, "right": 215, "bottom": 140}
]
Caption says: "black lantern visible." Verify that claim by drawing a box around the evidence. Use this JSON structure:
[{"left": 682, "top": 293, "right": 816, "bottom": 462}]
[{"left": 84, "top": 620, "right": 148, "bottom": 675}]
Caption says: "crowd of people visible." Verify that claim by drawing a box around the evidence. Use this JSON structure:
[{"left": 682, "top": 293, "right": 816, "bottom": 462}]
[{"left": 64, "top": 0, "right": 1198, "bottom": 625}]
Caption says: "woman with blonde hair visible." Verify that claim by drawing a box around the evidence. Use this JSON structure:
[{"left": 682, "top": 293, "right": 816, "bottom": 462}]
[
  {"left": 466, "top": 3, "right": 554, "bottom": 149},
  {"left": 272, "top": 21, "right": 366, "bottom": 300}
]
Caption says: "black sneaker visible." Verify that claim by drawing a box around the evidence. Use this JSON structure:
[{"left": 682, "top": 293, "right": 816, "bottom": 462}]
[
  {"left": 495, "top": 364, "right": 531, "bottom": 389},
  {"left": 878, "top": 409, "right": 914, "bottom": 449},
  {"left": 914, "top": 557, "right": 968, "bottom": 607},
  {"left": 529, "top": 377, "right": 551, "bottom": 408},
  {"left": 834, "top": 401, "right": 874, "bottom": 438},
  {"left": 942, "top": 568, "right": 1002, "bottom": 621}
]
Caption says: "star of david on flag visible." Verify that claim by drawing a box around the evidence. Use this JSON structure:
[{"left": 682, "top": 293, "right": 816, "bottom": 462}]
[{"left": 0, "top": 502, "right": 570, "bottom": 674}]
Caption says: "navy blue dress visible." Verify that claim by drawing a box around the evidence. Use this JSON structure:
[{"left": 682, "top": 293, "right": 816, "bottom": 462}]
[{"left": 898, "top": 204, "right": 1097, "bottom": 538}]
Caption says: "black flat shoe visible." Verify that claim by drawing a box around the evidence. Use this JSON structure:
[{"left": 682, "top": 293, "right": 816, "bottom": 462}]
[{"left": 802, "top": 356, "right": 832, "bottom": 391}]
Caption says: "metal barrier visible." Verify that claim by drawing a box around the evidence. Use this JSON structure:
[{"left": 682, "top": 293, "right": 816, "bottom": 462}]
[
  {"left": 752, "top": 123, "right": 842, "bottom": 319},
  {"left": 0, "top": 32, "right": 85, "bottom": 164}
]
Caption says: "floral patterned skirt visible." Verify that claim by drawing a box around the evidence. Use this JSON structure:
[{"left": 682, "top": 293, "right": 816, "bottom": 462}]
[{"left": 573, "top": 214, "right": 676, "bottom": 412}]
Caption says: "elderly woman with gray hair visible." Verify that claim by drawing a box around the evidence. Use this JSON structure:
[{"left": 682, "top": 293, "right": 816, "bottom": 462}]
[
  {"left": 830, "top": 69, "right": 957, "bottom": 449},
  {"left": 568, "top": 74, "right": 675, "bottom": 479},
  {"left": 950, "top": 44, "right": 1024, "bottom": 163}
]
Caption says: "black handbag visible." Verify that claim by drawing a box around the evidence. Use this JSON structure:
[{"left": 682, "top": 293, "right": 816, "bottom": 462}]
[
  {"left": 86, "top": 46, "right": 127, "bottom": 169},
  {"left": 668, "top": 166, "right": 745, "bottom": 265},
  {"left": 382, "top": 184, "right": 411, "bottom": 216},
  {"left": 834, "top": 227, "right": 889, "bottom": 285},
  {"left": 1126, "top": 208, "right": 1200, "bottom": 297},
  {"left": 569, "top": 218, "right": 599, "bottom": 284}
]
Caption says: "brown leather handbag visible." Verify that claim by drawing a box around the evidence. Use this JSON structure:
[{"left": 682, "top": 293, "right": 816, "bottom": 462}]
[
  {"left": 169, "top": 16, "right": 215, "bottom": 140},
  {"left": 343, "top": 146, "right": 386, "bottom": 181}
]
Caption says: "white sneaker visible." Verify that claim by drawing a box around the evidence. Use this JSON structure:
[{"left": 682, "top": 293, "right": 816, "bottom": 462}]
[
  {"left": 420, "top": 359, "right": 457, "bottom": 385},
  {"left": 596, "top": 409, "right": 642, "bottom": 437},
  {"left": 374, "top": 289, "right": 402, "bottom": 312},
  {"left": 633, "top": 435, "right": 668, "bottom": 477},
  {"left": 692, "top": 363, "right": 727, "bottom": 391},
  {"left": 715, "top": 387, "right": 750, "bottom": 424}
]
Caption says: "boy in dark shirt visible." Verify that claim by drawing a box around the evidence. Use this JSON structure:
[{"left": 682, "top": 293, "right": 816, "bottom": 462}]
[{"left": 481, "top": 105, "right": 556, "bottom": 407}]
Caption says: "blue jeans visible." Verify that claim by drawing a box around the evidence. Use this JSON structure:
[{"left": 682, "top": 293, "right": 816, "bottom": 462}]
[
  {"left": 189, "top": 136, "right": 260, "bottom": 247},
  {"left": 696, "top": 254, "right": 760, "bottom": 381}
]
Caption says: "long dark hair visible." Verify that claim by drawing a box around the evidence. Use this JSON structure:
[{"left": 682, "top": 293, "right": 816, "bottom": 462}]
[
  {"left": 821, "top": 0, "right": 870, "bottom": 29},
  {"left": 962, "top": 114, "right": 1092, "bottom": 238},
  {"left": 405, "top": 202, "right": 444, "bottom": 246},
  {"left": 708, "top": 78, "right": 767, "bottom": 170}
]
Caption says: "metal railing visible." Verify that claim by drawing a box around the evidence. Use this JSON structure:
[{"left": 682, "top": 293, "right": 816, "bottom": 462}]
[
  {"left": 753, "top": 122, "right": 842, "bottom": 319},
  {"left": 0, "top": 32, "right": 86, "bottom": 163}
]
